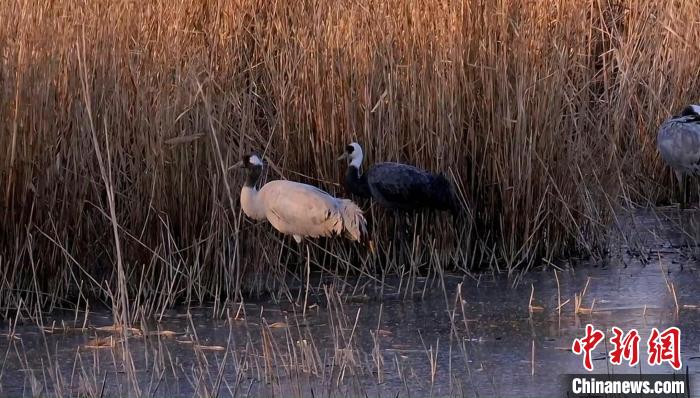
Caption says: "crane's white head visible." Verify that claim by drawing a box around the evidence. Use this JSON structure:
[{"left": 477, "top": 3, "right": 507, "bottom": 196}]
[
  {"left": 247, "top": 154, "right": 263, "bottom": 167},
  {"left": 232, "top": 152, "right": 263, "bottom": 169},
  {"left": 680, "top": 104, "right": 700, "bottom": 117},
  {"left": 338, "top": 142, "right": 364, "bottom": 168},
  {"left": 233, "top": 152, "right": 264, "bottom": 188}
]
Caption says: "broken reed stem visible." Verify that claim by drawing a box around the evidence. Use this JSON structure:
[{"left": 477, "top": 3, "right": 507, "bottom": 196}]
[
  {"left": 528, "top": 284, "right": 543, "bottom": 313},
  {"left": 581, "top": 277, "right": 591, "bottom": 303},
  {"left": 657, "top": 253, "right": 673, "bottom": 294},
  {"left": 670, "top": 282, "right": 679, "bottom": 314},
  {"left": 555, "top": 299, "right": 570, "bottom": 312},
  {"left": 575, "top": 277, "right": 592, "bottom": 314},
  {"left": 531, "top": 339, "right": 535, "bottom": 376},
  {"left": 554, "top": 270, "right": 561, "bottom": 315}
]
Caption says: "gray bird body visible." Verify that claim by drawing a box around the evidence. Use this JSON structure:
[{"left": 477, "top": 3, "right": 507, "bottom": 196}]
[
  {"left": 237, "top": 154, "right": 368, "bottom": 244},
  {"left": 657, "top": 104, "right": 700, "bottom": 182}
]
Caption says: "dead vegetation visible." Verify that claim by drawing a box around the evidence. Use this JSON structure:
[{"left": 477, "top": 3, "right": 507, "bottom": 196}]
[{"left": 0, "top": 0, "right": 699, "bottom": 316}]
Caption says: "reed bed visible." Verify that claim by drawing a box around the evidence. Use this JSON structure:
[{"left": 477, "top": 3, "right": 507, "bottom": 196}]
[{"left": 0, "top": 0, "right": 699, "bottom": 315}]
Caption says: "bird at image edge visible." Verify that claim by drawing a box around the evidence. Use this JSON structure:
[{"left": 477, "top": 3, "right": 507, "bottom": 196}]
[{"left": 657, "top": 104, "right": 700, "bottom": 206}]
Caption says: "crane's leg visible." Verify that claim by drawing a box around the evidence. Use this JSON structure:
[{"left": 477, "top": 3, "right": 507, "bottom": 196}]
[
  {"left": 293, "top": 235, "right": 304, "bottom": 268},
  {"left": 694, "top": 173, "right": 700, "bottom": 208},
  {"left": 675, "top": 170, "right": 686, "bottom": 208},
  {"left": 292, "top": 236, "right": 312, "bottom": 314},
  {"left": 697, "top": 174, "right": 700, "bottom": 209},
  {"left": 398, "top": 211, "right": 411, "bottom": 263},
  {"left": 390, "top": 211, "right": 400, "bottom": 267},
  {"left": 388, "top": 210, "right": 406, "bottom": 268},
  {"left": 302, "top": 245, "right": 311, "bottom": 317}
]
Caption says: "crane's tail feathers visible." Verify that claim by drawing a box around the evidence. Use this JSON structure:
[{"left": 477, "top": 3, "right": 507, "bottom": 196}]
[{"left": 338, "top": 199, "right": 370, "bottom": 245}]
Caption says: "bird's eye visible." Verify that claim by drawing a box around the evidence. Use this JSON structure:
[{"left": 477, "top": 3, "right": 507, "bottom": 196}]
[{"left": 345, "top": 145, "right": 354, "bottom": 154}]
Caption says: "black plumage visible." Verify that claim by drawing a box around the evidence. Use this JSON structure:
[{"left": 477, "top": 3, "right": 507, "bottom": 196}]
[
  {"left": 241, "top": 154, "right": 263, "bottom": 188},
  {"left": 340, "top": 143, "right": 460, "bottom": 216},
  {"left": 679, "top": 105, "right": 700, "bottom": 123}
]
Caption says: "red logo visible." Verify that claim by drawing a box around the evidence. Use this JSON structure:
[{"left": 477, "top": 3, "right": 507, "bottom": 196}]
[
  {"left": 609, "top": 327, "right": 640, "bottom": 366},
  {"left": 647, "top": 327, "right": 682, "bottom": 370},
  {"left": 572, "top": 324, "right": 605, "bottom": 371},
  {"left": 573, "top": 325, "right": 682, "bottom": 371}
]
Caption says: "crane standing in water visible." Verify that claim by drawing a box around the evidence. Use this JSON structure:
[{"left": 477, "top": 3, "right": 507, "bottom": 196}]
[
  {"left": 234, "top": 152, "right": 370, "bottom": 313},
  {"left": 657, "top": 104, "right": 700, "bottom": 206},
  {"left": 338, "top": 142, "right": 461, "bottom": 255},
  {"left": 233, "top": 153, "right": 369, "bottom": 245}
]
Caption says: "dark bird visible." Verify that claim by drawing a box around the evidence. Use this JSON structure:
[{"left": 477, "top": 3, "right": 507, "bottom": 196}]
[
  {"left": 338, "top": 143, "right": 460, "bottom": 216},
  {"left": 657, "top": 104, "right": 700, "bottom": 205}
]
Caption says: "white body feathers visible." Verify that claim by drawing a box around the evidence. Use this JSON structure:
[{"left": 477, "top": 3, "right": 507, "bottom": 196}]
[{"left": 241, "top": 180, "right": 368, "bottom": 244}]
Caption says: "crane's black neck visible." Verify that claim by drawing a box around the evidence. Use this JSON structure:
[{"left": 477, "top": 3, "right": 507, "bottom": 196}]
[
  {"left": 679, "top": 106, "right": 700, "bottom": 123},
  {"left": 345, "top": 166, "right": 371, "bottom": 197},
  {"left": 680, "top": 106, "right": 700, "bottom": 117},
  {"left": 244, "top": 165, "right": 263, "bottom": 188}
]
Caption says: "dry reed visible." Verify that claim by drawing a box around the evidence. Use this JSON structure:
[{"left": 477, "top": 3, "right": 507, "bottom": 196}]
[{"left": 0, "top": 0, "right": 699, "bottom": 315}]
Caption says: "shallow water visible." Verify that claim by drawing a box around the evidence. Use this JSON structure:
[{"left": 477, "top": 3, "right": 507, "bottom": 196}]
[{"left": 2, "top": 208, "right": 700, "bottom": 397}]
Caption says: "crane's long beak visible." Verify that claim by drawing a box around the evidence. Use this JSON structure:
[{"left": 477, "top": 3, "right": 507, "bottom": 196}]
[
  {"left": 337, "top": 153, "right": 348, "bottom": 161},
  {"left": 230, "top": 160, "right": 245, "bottom": 170}
]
